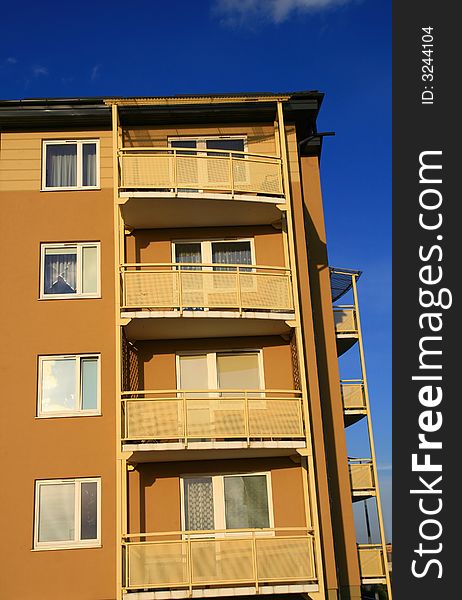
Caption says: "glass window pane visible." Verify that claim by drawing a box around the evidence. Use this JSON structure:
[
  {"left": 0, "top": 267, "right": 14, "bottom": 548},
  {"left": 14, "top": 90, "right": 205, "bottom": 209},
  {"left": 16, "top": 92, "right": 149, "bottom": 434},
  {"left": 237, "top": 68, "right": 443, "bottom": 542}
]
[
  {"left": 44, "top": 247, "right": 77, "bottom": 295},
  {"left": 38, "top": 483, "right": 75, "bottom": 542},
  {"left": 40, "top": 359, "right": 77, "bottom": 413},
  {"left": 82, "top": 246, "right": 98, "bottom": 294},
  {"left": 170, "top": 139, "right": 197, "bottom": 155},
  {"left": 46, "top": 144, "right": 77, "bottom": 187},
  {"left": 83, "top": 143, "right": 97, "bottom": 187},
  {"left": 80, "top": 482, "right": 98, "bottom": 540},
  {"left": 217, "top": 353, "right": 260, "bottom": 395},
  {"left": 206, "top": 139, "right": 244, "bottom": 157},
  {"left": 184, "top": 477, "right": 214, "bottom": 531},
  {"left": 81, "top": 358, "right": 98, "bottom": 410},
  {"left": 224, "top": 475, "right": 270, "bottom": 529},
  {"left": 175, "top": 243, "right": 202, "bottom": 270},
  {"left": 179, "top": 355, "right": 209, "bottom": 397},
  {"left": 212, "top": 241, "right": 251, "bottom": 271}
]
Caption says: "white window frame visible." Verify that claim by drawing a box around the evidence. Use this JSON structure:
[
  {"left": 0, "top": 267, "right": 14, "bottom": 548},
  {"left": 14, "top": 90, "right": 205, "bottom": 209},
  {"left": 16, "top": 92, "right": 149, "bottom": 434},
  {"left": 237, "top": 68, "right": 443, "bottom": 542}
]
[
  {"left": 180, "top": 472, "right": 274, "bottom": 537},
  {"left": 42, "top": 139, "right": 100, "bottom": 191},
  {"left": 172, "top": 238, "right": 256, "bottom": 268},
  {"left": 176, "top": 349, "right": 264, "bottom": 395},
  {"left": 39, "top": 242, "right": 101, "bottom": 300},
  {"left": 34, "top": 478, "right": 101, "bottom": 550},
  {"left": 37, "top": 354, "right": 101, "bottom": 418}
]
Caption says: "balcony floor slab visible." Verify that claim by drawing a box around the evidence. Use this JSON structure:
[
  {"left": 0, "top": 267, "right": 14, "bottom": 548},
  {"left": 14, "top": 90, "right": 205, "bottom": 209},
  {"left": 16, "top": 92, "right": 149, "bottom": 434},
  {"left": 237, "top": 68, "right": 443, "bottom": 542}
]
[
  {"left": 121, "top": 310, "right": 295, "bottom": 340},
  {"left": 123, "top": 583, "right": 319, "bottom": 600},
  {"left": 123, "top": 443, "right": 306, "bottom": 464},
  {"left": 119, "top": 192, "right": 285, "bottom": 229}
]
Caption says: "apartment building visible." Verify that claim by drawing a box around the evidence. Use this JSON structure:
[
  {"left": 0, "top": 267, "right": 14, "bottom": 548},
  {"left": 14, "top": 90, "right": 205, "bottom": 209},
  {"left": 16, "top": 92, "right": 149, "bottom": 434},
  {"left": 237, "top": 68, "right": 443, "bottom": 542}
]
[{"left": 0, "top": 92, "right": 390, "bottom": 600}]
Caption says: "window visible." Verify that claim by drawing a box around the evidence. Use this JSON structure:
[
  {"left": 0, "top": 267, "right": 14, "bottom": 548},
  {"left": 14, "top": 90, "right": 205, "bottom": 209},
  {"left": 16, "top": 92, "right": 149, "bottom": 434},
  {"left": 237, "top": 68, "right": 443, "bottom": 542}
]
[
  {"left": 169, "top": 136, "right": 247, "bottom": 190},
  {"left": 173, "top": 239, "right": 254, "bottom": 270},
  {"left": 34, "top": 478, "right": 101, "bottom": 549},
  {"left": 40, "top": 242, "right": 100, "bottom": 298},
  {"left": 177, "top": 350, "right": 263, "bottom": 396},
  {"left": 42, "top": 140, "right": 99, "bottom": 190},
  {"left": 182, "top": 473, "right": 272, "bottom": 533},
  {"left": 38, "top": 354, "right": 100, "bottom": 417}
]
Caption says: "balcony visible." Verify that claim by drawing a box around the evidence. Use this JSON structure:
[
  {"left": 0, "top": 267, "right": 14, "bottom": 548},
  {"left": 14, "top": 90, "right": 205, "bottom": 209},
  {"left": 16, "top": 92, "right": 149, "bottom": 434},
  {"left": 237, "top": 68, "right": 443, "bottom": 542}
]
[
  {"left": 333, "top": 306, "right": 358, "bottom": 356},
  {"left": 358, "top": 544, "right": 388, "bottom": 585},
  {"left": 118, "top": 148, "right": 286, "bottom": 229},
  {"left": 123, "top": 528, "right": 318, "bottom": 598},
  {"left": 120, "top": 263, "right": 295, "bottom": 340},
  {"left": 349, "top": 459, "right": 376, "bottom": 500},
  {"left": 121, "top": 389, "right": 306, "bottom": 461},
  {"left": 340, "top": 380, "right": 367, "bottom": 426}
]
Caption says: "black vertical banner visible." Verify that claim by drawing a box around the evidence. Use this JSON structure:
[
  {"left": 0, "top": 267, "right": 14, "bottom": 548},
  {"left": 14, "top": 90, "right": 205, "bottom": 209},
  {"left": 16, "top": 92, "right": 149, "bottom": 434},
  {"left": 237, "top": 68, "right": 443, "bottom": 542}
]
[{"left": 393, "top": 4, "right": 459, "bottom": 600}]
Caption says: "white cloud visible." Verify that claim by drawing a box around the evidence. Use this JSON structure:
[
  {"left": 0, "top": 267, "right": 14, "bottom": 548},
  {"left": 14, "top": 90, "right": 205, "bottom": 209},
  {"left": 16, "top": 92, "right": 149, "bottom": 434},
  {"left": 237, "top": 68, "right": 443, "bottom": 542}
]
[
  {"left": 33, "top": 66, "right": 48, "bottom": 77},
  {"left": 91, "top": 64, "right": 101, "bottom": 81},
  {"left": 213, "top": 0, "right": 353, "bottom": 25}
]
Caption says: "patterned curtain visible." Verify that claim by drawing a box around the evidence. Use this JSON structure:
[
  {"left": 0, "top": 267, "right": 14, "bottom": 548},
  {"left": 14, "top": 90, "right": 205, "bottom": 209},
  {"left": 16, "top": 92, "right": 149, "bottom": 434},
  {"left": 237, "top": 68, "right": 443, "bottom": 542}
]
[
  {"left": 224, "top": 475, "right": 270, "bottom": 529},
  {"left": 184, "top": 478, "right": 215, "bottom": 531}
]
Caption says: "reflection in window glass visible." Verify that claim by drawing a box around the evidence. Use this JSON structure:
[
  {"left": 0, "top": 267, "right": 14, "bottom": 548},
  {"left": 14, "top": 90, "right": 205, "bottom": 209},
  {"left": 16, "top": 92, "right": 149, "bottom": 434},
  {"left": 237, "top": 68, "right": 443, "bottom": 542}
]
[
  {"left": 81, "top": 358, "right": 98, "bottom": 410},
  {"left": 81, "top": 481, "right": 98, "bottom": 540},
  {"left": 217, "top": 353, "right": 260, "bottom": 395},
  {"left": 82, "top": 246, "right": 98, "bottom": 294},
  {"left": 224, "top": 475, "right": 270, "bottom": 529},
  {"left": 40, "top": 359, "right": 76, "bottom": 413}
]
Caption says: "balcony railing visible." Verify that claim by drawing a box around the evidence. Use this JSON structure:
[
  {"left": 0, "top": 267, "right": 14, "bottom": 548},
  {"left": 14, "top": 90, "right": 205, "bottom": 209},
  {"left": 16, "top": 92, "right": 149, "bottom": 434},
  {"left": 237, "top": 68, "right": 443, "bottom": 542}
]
[
  {"left": 333, "top": 306, "right": 358, "bottom": 334},
  {"left": 340, "top": 381, "right": 367, "bottom": 411},
  {"left": 123, "top": 528, "right": 317, "bottom": 592},
  {"left": 348, "top": 459, "right": 375, "bottom": 495},
  {"left": 358, "top": 544, "right": 387, "bottom": 582},
  {"left": 121, "top": 389, "right": 305, "bottom": 445},
  {"left": 119, "top": 147, "right": 284, "bottom": 197},
  {"left": 121, "top": 263, "right": 294, "bottom": 313}
]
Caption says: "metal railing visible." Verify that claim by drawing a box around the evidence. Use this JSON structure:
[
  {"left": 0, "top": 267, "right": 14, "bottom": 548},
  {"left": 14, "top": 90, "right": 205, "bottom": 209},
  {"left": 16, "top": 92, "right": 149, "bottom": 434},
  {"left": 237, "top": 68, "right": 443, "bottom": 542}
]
[
  {"left": 121, "top": 389, "right": 305, "bottom": 444},
  {"left": 123, "top": 527, "right": 317, "bottom": 592},
  {"left": 348, "top": 458, "right": 375, "bottom": 493},
  {"left": 358, "top": 544, "right": 387, "bottom": 580},
  {"left": 121, "top": 263, "right": 294, "bottom": 313},
  {"left": 340, "top": 380, "right": 367, "bottom": 411},
  {"left": 119, "top": 147, "right": 284, "bottom": 197},
  {"left": 333, "top": 306, "right": 358, "bottom": 334}
]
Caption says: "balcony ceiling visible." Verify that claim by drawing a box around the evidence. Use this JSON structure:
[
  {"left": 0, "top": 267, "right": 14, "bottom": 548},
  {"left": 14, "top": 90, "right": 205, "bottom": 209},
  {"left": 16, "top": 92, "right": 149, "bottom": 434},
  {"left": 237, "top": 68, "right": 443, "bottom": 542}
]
[
  {"left": 121, "top": 311, "right": 295, "bottom": 341},
  {"left": 119, "top": 193, "right": 284, "bottom": 229}
]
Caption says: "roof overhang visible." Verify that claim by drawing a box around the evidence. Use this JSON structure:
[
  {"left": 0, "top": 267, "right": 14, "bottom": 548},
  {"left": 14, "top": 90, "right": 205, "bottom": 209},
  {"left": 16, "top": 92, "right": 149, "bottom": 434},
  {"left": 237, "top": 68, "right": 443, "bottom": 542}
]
[{"left": 0, "top": 91, "right": 323, "bottom": 136}]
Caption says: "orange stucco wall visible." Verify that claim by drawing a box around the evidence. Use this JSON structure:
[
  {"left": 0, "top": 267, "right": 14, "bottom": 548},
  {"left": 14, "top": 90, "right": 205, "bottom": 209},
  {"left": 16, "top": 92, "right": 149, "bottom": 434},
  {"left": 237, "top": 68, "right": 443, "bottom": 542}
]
[
  {"left": 0, "top": 129, "right": 117, "bottom": 600},
  {"left": 128, "top": 458, "right": 307, "bottom": 535},
  {"left": 125, "top": 225, "right": 286, "bottom": 268},
  {"left": 126, "top": 336, "right": 294, "bottom": 392}
]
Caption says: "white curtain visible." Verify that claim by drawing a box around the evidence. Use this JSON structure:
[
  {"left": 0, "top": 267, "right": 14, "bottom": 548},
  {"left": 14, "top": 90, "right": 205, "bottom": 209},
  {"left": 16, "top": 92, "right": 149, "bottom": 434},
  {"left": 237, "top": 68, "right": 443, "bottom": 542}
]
[
  {"left": 46, "top": 144, "right": 76, "bottom": 187},
  {"left": 38, "top": 483, "right": 75, "bottom": 542},
  {"left": 175, "top": 243, "right": 202, "bottom": 270},
  {"left": 83, "top": 143, "right": 97, "bottom": 186},
  {"left": 44, "top": 249, "right": 77, "bottom": 294},
  {"left": 212, "top": 241, "right": 251, "bottom": 271}
]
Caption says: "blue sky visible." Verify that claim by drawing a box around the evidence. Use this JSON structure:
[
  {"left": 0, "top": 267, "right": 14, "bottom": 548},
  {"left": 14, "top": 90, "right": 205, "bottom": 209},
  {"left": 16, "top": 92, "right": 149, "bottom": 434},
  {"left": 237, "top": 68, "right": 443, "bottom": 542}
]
[{"left": 1, "top": 0, "right": 391, "bottom": 540}]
